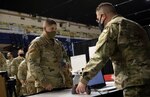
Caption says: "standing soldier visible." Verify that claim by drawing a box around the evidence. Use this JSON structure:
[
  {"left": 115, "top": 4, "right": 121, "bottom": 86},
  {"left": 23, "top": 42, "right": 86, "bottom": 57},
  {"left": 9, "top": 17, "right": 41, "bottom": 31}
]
[
  {"left": 76, "top": 2, "right": 150, "bottom": 97},
  {"left": 10, "top": 49, "right": 25, "bottom": 96},
  {"left": 26, "top": 19, "right": 72, "bottom": 93},
  {"left": 18, "top": 59, "right": 27, "bottom": 95},
  {"left": 18, "top": 59, "right": 36, "bottom": 95},
  {"left": 6, "top": 52, "right": 14, "bottom": 76}
]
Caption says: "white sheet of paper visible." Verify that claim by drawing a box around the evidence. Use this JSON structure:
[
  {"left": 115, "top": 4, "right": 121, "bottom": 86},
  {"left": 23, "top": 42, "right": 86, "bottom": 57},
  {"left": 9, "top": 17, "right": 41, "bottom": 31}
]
[
  {"left": 70, "top": 54, "right": 87, "bottom": 72},
  {"left": 89, "top": 46, "right": 96, "bottom": 59}
]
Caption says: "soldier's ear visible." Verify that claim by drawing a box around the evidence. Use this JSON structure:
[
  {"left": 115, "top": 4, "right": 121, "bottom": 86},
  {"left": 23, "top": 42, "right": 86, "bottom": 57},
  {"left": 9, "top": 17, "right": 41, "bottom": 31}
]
[
  {"left": 101, "top": 14, "right": 106, "bottom": 22},
  {"left": 43, "top": 27, "right": 46, "bottom": 31}
]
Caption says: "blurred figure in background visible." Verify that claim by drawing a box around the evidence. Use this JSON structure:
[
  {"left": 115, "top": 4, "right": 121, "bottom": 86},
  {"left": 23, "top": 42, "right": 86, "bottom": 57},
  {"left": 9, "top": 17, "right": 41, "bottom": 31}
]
[
  {"left": 6, "top": 52, "right": 14, "bottom": 76},
  {"left": 18, "top": 59, "right": 27, "bottom": 95},
  {"left": 10, "top": 49, "right": 25, "bottom": 96},
  {"left": 18, "top": 59, "right": 36, "bottom": 95}
]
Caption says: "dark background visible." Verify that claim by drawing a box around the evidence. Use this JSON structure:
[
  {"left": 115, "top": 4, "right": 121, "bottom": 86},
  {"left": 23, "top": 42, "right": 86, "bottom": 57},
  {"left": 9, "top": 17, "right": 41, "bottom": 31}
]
[
  {"left": 73, "top": 39, "right": 114, "bottom": 75},
  {"left": 0, "top": 0, "right": 150, "bottom": 26}
]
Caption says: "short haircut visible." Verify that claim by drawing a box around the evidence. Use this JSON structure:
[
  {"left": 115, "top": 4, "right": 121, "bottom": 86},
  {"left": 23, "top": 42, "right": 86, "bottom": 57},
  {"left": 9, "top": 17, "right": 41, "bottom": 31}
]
[
  {"left": 96, "top": 2, "right": 117, "bottom": 14},
  {"left": 45, "top": 19, "right": 56, "bottom": 26},
  {"left": 7, "top": 52, "right": 13, "bottom": 55},
  {"left": 18, "top": 49, "right": 24, "bottom": 53}
]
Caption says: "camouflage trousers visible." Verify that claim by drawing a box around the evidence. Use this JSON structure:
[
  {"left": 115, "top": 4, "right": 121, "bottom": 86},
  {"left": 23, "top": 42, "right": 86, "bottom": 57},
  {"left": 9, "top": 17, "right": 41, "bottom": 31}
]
[
  {"left": 21, "top": 86, "right": 27, "bottom": 95},
  {"left": 26, "top": 82, "right": 36, "bottom": 95},
  {"left": 16, "top": 79, "right": 22, "bottom": 96},
  {"left": 123, "top": 84, "right": 150, "bottom": 97}
]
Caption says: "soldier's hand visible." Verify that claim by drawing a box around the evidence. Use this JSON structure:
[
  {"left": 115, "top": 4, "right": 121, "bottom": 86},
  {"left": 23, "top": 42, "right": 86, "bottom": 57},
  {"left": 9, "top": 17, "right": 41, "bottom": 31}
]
[
  {"left": 42, "top": 83, "right": 53, "bottom": 91},
  {"left": 76, "top": 82, "right": 86, "bottom": 94},
  {"left": 20, "top": 80, "right": 27, "bottom": 85}
]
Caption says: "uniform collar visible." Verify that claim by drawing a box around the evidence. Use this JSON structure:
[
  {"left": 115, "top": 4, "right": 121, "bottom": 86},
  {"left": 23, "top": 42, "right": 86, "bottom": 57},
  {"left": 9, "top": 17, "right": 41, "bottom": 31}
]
[
  {"left": 104, "top": 14, "right": 121, "bottom": 28},
  {"left": 111, "top": 14, "right": 121, "bottom": 20},
  {"left": 17, "top": 56, "right": 24, "bottom": 59},
  {"left": 41, "top": 34, "right": 55, "bottom": 45}
]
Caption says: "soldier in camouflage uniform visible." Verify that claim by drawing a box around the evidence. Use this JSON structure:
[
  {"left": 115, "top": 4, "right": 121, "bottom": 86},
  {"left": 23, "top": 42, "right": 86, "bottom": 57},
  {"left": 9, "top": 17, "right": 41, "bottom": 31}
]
[
  {"left": 0, "top": 52, "right": 7, "bottom": 71},
  {"left": 76, "top": 2, "right": 150, "bottom": 97},
  {"left": 10, "top": 49, "right": 25, "bottom": 96},
  {"left": 18, "top": 59, "right": 36, "bottom": 95},
  {"left": 18, "top": 59, "right": 27, "bottom": 95},
  {"left": 10, "top": 49, "right": 25, "bottom": 76},
  {"left": 6, "top": 52, "right": 14, "bottom": 76},
  {"left": 26, "top": 19, "right": 72, "bottom": 93}
]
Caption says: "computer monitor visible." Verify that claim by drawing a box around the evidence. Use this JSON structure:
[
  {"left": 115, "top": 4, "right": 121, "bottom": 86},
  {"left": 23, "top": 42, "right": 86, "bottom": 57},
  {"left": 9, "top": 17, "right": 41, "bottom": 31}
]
[{"left": 87, "top": 70, "right": 106, "bottom": 89}]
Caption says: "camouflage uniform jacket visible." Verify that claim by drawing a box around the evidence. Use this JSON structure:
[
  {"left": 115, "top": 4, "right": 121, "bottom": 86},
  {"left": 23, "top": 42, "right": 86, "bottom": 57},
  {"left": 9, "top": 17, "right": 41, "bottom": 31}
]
[
  {"left": 6, "top": 58, "right": 14, "bottom": 76},
  {"left": 26, "top": 34, "right": 72, "bottom": 88},
  {"left": 18, "top": 60, "right": 27, "bottom": 81},
  {"left": 10, "top": 56, "right": 25, "bottom": 76},
  {"left": 80, "top": 15, "right": 150, "bottom": 89}
]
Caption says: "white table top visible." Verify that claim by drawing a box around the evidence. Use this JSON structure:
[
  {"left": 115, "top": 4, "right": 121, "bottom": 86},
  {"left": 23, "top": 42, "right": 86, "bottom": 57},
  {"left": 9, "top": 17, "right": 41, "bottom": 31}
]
[
  {"left": 26, "top": 89, "right": 100, "bottom": 97},
  {"left": 26, "top": 81, "right": 117, "bottom": 97}
]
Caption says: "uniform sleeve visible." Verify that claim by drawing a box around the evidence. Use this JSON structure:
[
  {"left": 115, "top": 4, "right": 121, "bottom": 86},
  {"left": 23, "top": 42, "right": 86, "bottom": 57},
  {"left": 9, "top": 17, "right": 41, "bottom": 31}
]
[
  {"left": 26, "top": 42, "right": 49, "bottom": 85},
  {"left": 10, "top": 59, "right": 18, "bottom": 76},
  {"left": 61, "top": 44, "right": 73, "bottom": 87},
  {"left": 62, "top": 45, "right": 72, "bottom": 70},
  {"left": 80, "top": 24, "right": 118, "bottom": 84},
  {"left": 18, "top": 60, "right": 27, "bottom": 81}
]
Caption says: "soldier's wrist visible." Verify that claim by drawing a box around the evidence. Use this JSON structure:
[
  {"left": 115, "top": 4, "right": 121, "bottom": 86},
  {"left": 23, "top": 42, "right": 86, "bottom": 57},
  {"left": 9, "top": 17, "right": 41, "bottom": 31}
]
[{"left": 79, "top": 76, "right": 88, "bottom": 85}]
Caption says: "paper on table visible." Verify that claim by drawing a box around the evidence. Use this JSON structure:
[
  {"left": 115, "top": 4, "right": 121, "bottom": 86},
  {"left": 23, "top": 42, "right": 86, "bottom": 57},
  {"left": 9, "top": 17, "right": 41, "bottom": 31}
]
[{"left": 70, "top": 54, "right": 87, "bottom": 73}]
